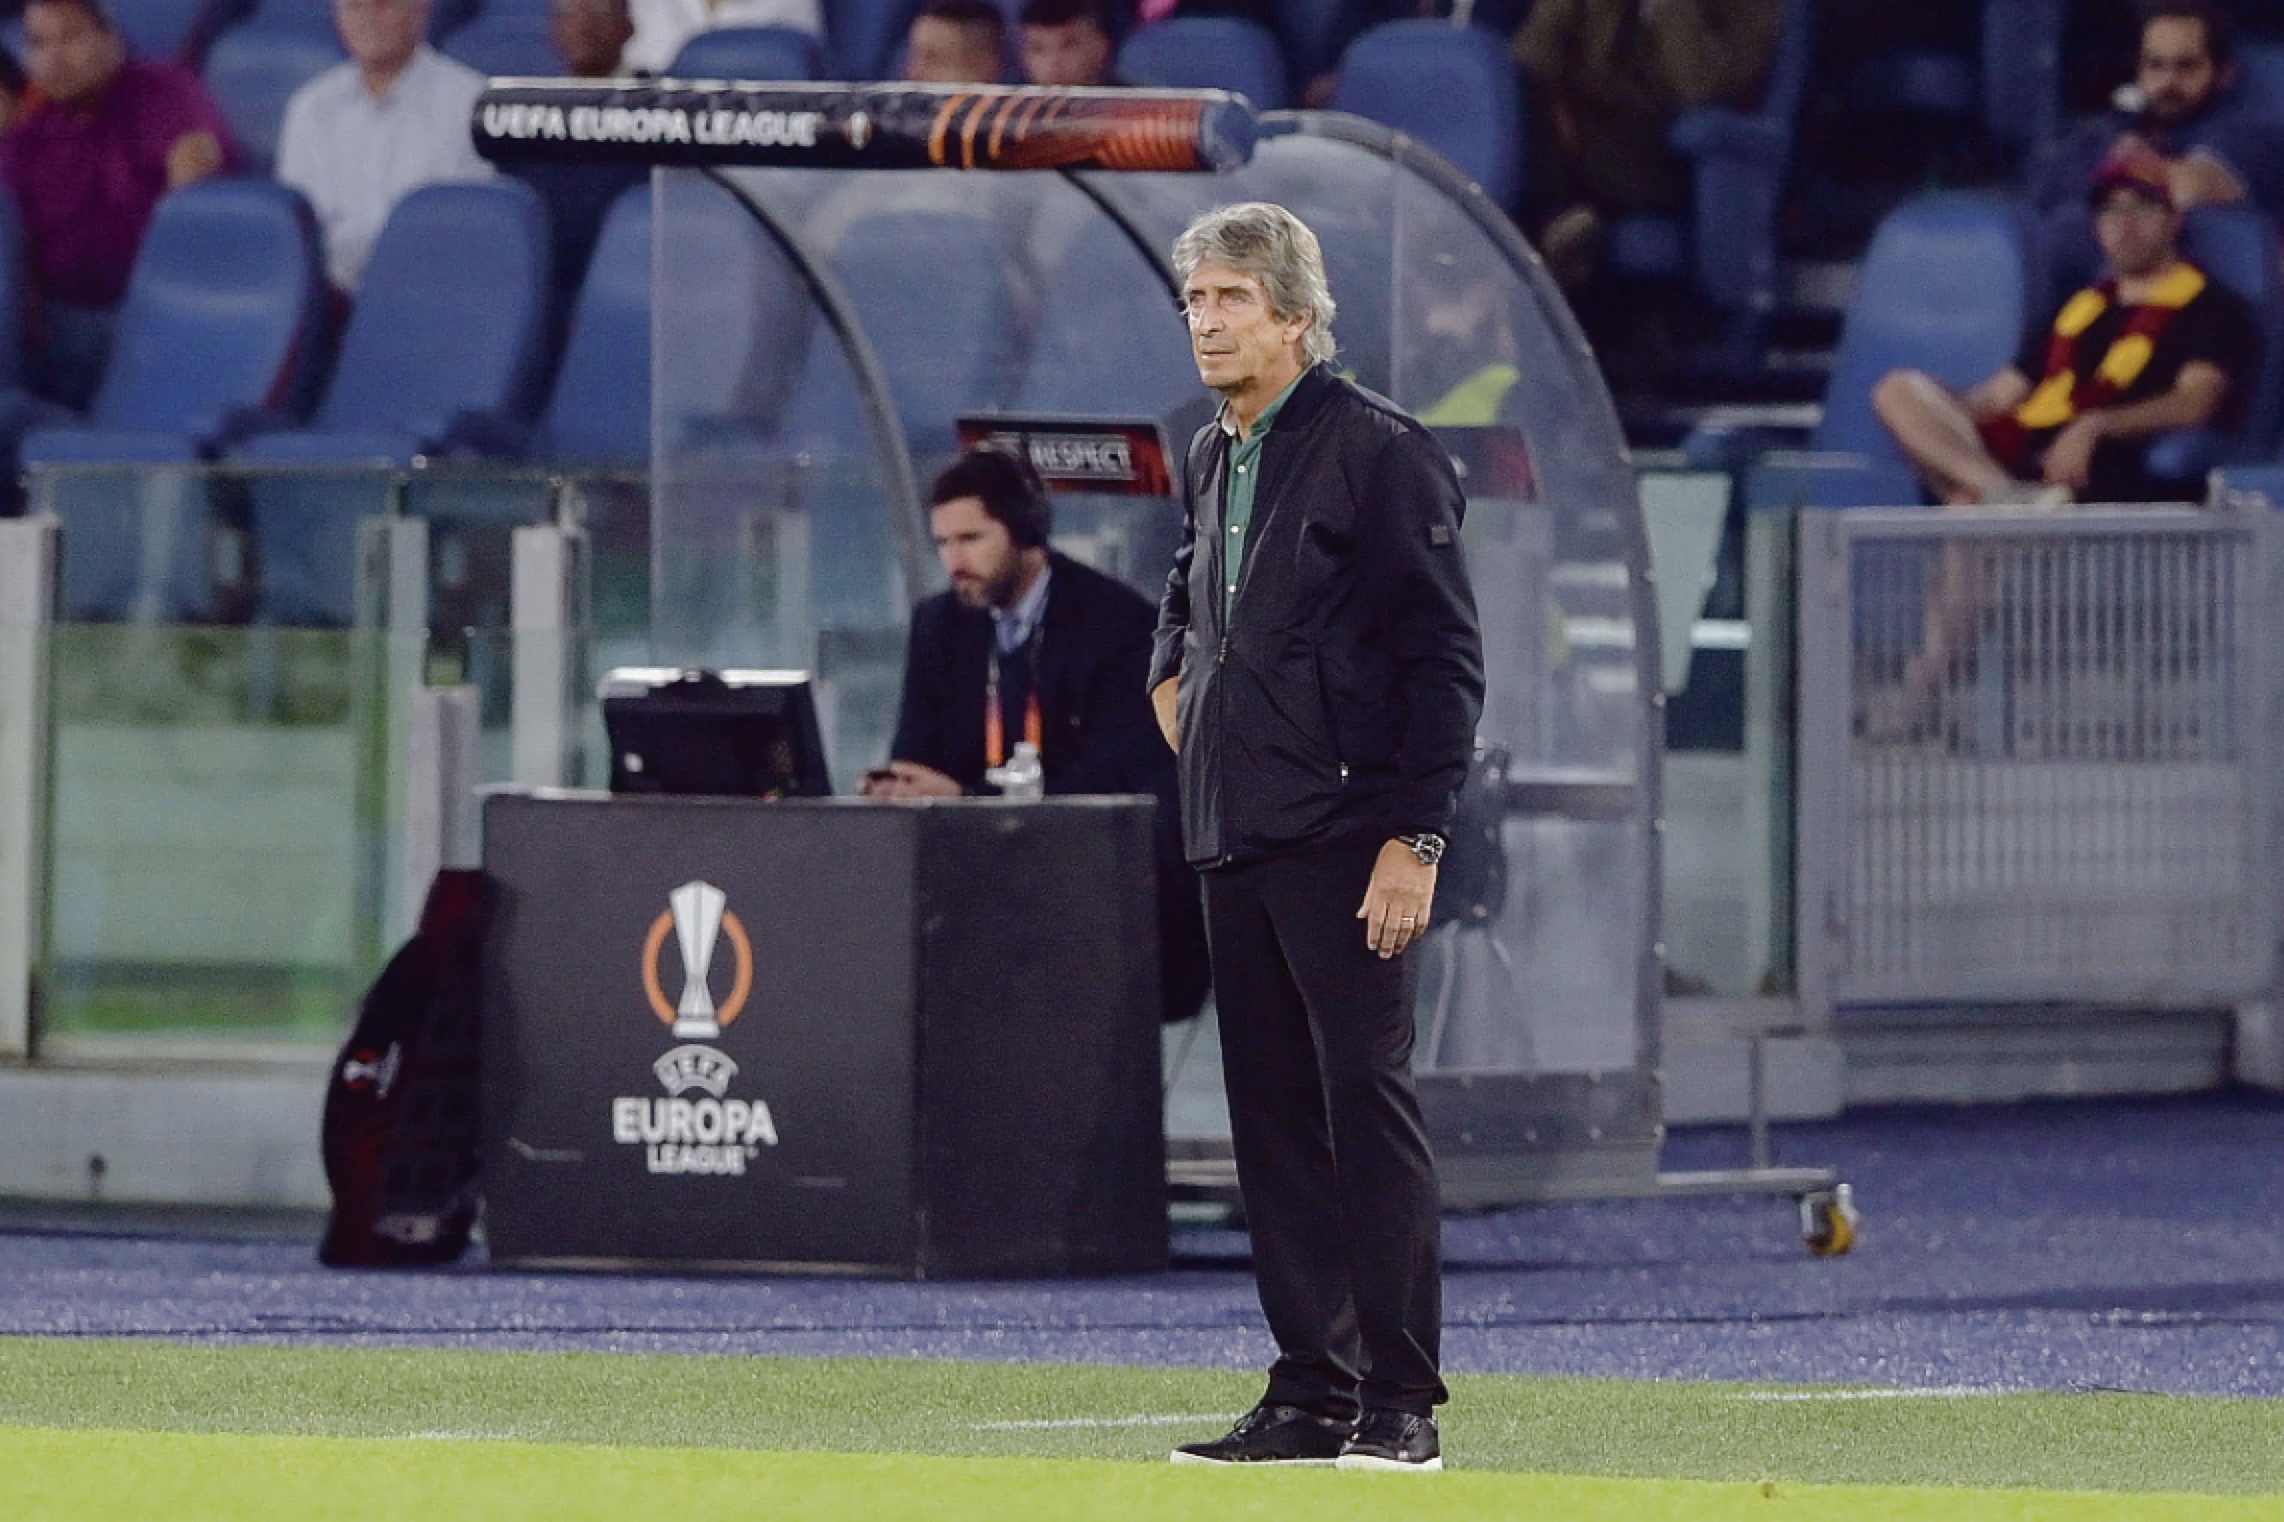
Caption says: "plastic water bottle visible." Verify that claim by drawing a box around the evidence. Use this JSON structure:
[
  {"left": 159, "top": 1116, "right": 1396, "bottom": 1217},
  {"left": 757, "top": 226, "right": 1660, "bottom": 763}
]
[{"left": 987, "top": 741, "right": 1045, "bottom": 802}]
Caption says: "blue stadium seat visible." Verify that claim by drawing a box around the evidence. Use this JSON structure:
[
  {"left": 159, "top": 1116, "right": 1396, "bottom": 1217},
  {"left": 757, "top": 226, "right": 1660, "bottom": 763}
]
[
  {"left": 665, "top": 24, "right": 823, "bottom": 79},
  {"left": 440, "top": 13, "right": 562, "bottom": 77},
  {"left": 1117, "top": 17, "right": 1289, "bottom": 111},
  {"left": 1735, "top": 191, "right": 2029, "bottom": 511},
  {"left": 235, "top": 181, "right": 553, "bottom": 623},
  {"left": 24, "top": 180, "right": 323, "bottom": 460},
  {"left": 529, "top": 182, "right": 653, "bottom": 466},
  {"left": 823, "top": 0, "right": 920, "bottom": 79},
  {"left": 23, "top": 180, "right": 325, "bottom": 620},
  {"left": 200, "top": 18, "right": 346, "bottom": 174},
  {"left": 1604, "top": 0, "right": 1812, "bottom": 350},
  {"left": 1329, "top": 20, "right": 1523, "bottom": 213},
  {"left": 115, "top": 0, "right": 243, "bottom": 65}
]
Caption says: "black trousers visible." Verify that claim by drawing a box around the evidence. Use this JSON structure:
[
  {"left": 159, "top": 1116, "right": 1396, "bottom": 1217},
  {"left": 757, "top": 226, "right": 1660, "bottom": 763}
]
[{"left": 1202, "top": 836, "right": 1447, "bottom": 1419}]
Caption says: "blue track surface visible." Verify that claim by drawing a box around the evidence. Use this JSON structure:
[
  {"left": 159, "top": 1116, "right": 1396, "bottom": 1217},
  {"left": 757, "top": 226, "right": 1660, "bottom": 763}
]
[{"left": 2, "top": 1094, "right": 2279, "bottom": 1398}]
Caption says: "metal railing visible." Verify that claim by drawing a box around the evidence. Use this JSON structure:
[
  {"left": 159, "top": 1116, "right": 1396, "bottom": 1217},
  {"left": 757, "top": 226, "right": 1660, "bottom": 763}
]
[{"left": 1794, "top": 504, "right": 2284, "bottom": 1020}]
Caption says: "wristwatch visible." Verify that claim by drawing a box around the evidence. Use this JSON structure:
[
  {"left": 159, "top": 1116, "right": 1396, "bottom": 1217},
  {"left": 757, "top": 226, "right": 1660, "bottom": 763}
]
[{"left": 1396, "top": 832, "right": 1446, "bottom": 866}]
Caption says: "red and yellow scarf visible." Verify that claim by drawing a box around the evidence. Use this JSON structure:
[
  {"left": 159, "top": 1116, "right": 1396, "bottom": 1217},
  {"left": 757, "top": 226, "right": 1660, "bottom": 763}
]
[{"left": 1998, "top": 262, "right": 2207, "bottom": 448}]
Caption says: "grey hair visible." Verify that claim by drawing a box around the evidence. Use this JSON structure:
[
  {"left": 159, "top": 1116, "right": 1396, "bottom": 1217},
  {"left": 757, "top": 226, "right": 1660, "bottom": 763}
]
[{"left": 1171, "top": 202, "right": 1338, "bottom": 367}]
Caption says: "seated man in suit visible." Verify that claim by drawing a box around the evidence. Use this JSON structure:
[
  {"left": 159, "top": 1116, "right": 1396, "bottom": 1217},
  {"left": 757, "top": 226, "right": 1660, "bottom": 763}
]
[{"left": 862, "top": 446, "right": 1211, "bottom": 1025}]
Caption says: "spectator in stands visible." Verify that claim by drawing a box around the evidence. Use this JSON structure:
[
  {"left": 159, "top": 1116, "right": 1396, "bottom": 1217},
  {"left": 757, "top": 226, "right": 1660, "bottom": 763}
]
[
  {"left": 861, "top": 446, "right": 1211, "bottom": 1026},
  {"left": 0, "top": 0, "right": 237, "bottom": 405},
  {"left": 276, "top": 0, "right": 494, "bottom": 295},
  {"left": 1019, "top": 0, "right": 1122, "bottom": 87},
  {"left": 1511, "top": 0, "right": 1787, "bottom": 289},
  {"left": 1874, "top": 147, "right": 2256, "bottom": 508},
  {"left": 551, "top": 0, "right": 636, "bottom": 76},
  {"left": 904, "top": 0, "right": 1007, "bottom": 83},
  {"left": 1871, "top": 148, "right": 2258, "bottom": 732},
  {"left": 621, "top": 0, "right": 820, "bottom": 77},
  {"left": 2031, "top": 0, "right": 2284, "bottom": 295}
]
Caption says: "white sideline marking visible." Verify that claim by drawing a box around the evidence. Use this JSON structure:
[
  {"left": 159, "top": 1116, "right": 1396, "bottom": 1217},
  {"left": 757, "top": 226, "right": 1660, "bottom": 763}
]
[
  {"left": 1738, "top": 1386, "right": 2004, "bottom": 1402},
  {"left": 976, "top": 1414, "right": 1228, "bottom": 1430}
]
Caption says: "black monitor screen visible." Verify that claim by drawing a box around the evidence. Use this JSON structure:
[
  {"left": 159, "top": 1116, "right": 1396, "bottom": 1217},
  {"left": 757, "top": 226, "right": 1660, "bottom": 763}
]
[{"left": 601, "top": 668, "right": 833, "bottom": 799}]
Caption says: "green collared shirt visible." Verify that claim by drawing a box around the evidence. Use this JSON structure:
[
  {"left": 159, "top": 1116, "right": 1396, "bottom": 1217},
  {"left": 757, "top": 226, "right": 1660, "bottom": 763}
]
[{"left": 1218, "top": 370, "right": 1306, "bottom": 623}]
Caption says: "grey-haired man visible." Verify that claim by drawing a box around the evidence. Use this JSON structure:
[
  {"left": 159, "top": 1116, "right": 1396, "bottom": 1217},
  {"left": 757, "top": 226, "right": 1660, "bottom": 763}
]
[{"left": 1151, "top": 202, "right": 1484, "bottom": 1471}]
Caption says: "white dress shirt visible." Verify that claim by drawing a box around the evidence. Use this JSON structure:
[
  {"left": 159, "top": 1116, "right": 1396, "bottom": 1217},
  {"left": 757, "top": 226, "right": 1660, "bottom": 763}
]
[
  {"left": 276, "top": 46, "right": 496, "bottom": 292},
  {"left": 623, "top": 0, "right": 825, "bottom": 77}
]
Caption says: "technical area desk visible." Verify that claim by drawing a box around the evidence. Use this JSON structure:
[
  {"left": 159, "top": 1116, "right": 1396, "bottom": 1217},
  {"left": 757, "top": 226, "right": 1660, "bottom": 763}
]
[{"left": 478, "top": 791, "right": 1168, "bottom": 1278}]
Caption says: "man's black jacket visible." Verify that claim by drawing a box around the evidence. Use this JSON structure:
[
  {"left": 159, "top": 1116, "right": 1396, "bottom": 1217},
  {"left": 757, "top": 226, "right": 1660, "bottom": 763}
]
[
  {"left": 890, "top": 548, "right": 1173, "bottom": 801},
  {"left": 1149, "top": 364, "right": 1485, "bottom": 869}
]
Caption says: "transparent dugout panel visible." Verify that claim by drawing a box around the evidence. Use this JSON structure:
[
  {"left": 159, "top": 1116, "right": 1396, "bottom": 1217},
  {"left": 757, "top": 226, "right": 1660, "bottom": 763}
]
[{"left": 643, "top": 121, "right": 1655, "bottom": 1082}]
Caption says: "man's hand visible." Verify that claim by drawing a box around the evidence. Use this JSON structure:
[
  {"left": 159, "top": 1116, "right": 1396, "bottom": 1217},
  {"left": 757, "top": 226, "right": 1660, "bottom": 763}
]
[
  {"left": 1151, "top": 677, "right": 1180, "bottom": 752},
  {"left": 857, "top": 760, "right": 962, "bottom": 799},
  {"left": 1357, "top": 839, "right": 1437, "bottom": 959},
  {"left": 2171, "top": 148, "right": 2247, "bottom": 210},
  {"left": 2041, "top": 413, "right": 2104, "bottom": 491}
]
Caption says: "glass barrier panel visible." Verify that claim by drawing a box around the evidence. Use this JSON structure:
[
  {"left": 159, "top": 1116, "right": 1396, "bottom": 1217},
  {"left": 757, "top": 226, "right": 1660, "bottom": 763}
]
[
  {"left": 40, "top": 617, "right": 379, "bottom": 1045},
  {"left": 27, "top": 462, "right": 580, "bottom": 1048}
]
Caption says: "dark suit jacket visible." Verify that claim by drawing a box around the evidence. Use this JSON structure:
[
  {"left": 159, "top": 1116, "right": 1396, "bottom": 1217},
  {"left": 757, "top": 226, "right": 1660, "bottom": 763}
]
[{"left": 889, "top": 549, "right": 1173, "bottom": 802}]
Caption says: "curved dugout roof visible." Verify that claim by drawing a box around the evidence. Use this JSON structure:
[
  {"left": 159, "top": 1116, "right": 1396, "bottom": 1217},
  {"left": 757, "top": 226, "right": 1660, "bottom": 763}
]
[{"left": 585, "top": 102, "right": 1660, "bottom": 1116}]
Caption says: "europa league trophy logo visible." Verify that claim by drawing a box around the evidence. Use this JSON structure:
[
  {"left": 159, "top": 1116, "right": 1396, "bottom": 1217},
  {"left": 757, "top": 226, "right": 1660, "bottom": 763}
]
[
  {"left": 641, "top": 880, "right": 754, "bottom": 1038},
  {"left": 669, "top": 880, "right": 728, "bottom": 1039}
]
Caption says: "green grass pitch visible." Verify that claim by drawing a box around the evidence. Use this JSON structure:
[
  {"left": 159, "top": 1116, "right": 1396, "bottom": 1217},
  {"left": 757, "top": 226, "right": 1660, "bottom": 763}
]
[{"left": 2, "top": 1339, "right": 2277, "bottom": 1521}]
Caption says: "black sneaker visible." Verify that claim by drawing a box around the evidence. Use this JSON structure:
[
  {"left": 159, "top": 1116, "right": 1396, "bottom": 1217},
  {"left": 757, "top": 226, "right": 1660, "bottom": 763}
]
[
  {"left": 1336, "top": 1409, "right": 1442, "bottom": 1471},
  {"left": 1169, "top": 1404, "right": 1350, "bottom": 1465}
]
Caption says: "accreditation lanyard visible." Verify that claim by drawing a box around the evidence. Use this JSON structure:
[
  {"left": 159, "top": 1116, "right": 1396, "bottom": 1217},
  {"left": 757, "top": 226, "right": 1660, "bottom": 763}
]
[{"left": 984, "top": 635, "right": 1044, "bottom": 768}]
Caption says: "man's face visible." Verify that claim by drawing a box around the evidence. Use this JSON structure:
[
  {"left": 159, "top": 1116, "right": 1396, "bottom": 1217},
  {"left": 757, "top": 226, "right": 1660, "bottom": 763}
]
[
  {"left": 1182, "top": 259, "right": 1308, "bottom": 399},
  {"left": 550, "top": 0, "right": 632, "bottom": 77},
  {"left": 337, "top": 0, "right": 429, "bottom": 72},
  {"left": 932, "top": 495, "right": 1026, "bottom": 609},
  {"left": 2137, "top": 16, "right": 2227, "bottom": 125},
  {"left": 2094, "top": 188, "right": 2180, "bottom": 278},
  {"left": 1021, "top": 18, "right": 1111, "bottom": 87},
  {"left": 23, "top": 0, "right": 124, "bottom": 107},
  {"left": 906, "top": 17, "right": 1000, "bottom": 82}
]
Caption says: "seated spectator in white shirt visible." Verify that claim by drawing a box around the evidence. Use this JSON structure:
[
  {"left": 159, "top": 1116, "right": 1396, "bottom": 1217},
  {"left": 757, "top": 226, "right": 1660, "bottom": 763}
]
[
  {"left": 275, "top": 0, "right": 494, "bottom": 294},
  {"left": 621, "top": 0, "right": 822, "bottom": 77}
]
